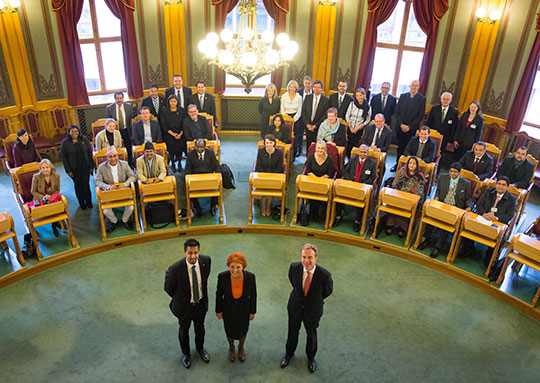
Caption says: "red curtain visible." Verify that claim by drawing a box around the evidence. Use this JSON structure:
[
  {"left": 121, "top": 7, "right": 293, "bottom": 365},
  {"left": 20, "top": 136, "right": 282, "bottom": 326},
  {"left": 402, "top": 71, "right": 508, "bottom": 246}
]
[
  {"left": 51, "top": 0, "right": 89, "bottom": 106},
  {"left": 355, "top": 0, "right": 400, "bottom": 91},
  {"left": 506, "top": 14, "right": 540, "bottom": 133},
  {"left": 104, "top": 0, "right": 143, "bottom": 99},
  {"left": 263, "top": 0, "right": 289, "bottom": 90},
  {"left": 212, "top": 0, "right": 240, "bottom": 95},
  {"left": 413, "top": 0, "right": 449, "bottom": 95}
]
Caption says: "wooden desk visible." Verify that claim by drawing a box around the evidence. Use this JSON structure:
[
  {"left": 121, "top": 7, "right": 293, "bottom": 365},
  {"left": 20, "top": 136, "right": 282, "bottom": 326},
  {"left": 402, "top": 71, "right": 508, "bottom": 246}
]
[
  {"left": 249, "top": 172, "right": 287, "bottom": 223},
  {"left": 330, "top": 179, "right": 373, "bottom": 235}
]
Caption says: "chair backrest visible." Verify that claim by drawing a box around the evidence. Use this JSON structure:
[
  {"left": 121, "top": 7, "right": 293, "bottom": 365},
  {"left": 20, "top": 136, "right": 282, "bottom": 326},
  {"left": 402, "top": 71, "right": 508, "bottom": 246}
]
[
  {"left": 525, "top": 215, "right": 540, "bottom": 237},
  {"left": 528, "top": 154, "right": 539, "bottom": 173},
  {"left": 186, "top": 139, "right": 221, "bottom": 163},
  {"left": 132, "top": 114, "right": 158, "bottom": 125},
  {"left": 417, "top": 128, "right": 443, "bottom": 159},
  {"left": 268, "top": 113, "right": 295, "bottom": 141},
  {"left": 133, "top": 142, "right": 168, "bottom": 164},
  {"left": 50, "top": 108, "right": 68, "bottom": 130},
  {"left": 480, "top": 178, "right": 525, "bottom": 232},
  {"left": 306, "top": 142, "right": 341, "bottom": 177},
  {"left": 14, "top": 162, "right": 40, "bottom": 204},
  {"left": 199, "top": 113, "right": 217, "bottom": 139},
  {"left": 459, "top": 169, "right": 481, "bottom": 201},
  {"left": 3, "top": 133, "right": 17, "bottom": 169},
  {"left": 511, "top": 131, "right": 531, "bottom": 154},
  {"left": 472, "top": 142, "right": 501, "bottom": 173},
  {"left": 93, "top": 147, "right": 128, "bottom": 168},
  {"left": 22, "top": 110, "right": 41, "bottom": 136},
  {"left": 350, "top": 147, "right": 387, "bottom": 192},
  {"left": 0, "top": 116, "right": 9, "bottom": 139},
  {"left": 92, "top": 118, "right": 110, "bottom": 143}
]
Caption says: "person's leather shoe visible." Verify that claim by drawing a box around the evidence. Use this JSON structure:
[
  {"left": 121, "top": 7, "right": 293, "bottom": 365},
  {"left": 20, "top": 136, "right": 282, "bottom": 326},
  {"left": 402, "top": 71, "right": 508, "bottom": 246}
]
[
  {"left": 353, "top": 221, "right": 361, "bottom": 232},
  {"left": 123, "top": 220, "right": 134, "bottom": 231},
  {"left": 210, "top": 205, "right": 217, "bottom": 217},
  {"left": 196, "top": 207, "right": 203, "bottom": 218},
  {"left": 390, "top": 164, "right": 397, "bottom": 172},
  {"left": 106, "top": 221, "right": 117, "bottom": 233},
  {"left": 280, "top": 355, "right": 292, "bottom": 368},
  {"left": 418, "top": 240, "right": 428, "bottom": 250},
  {"left": 52, "top": 222, "right": 60, "bottom": 237},
  {"left": 429, "top": 248, "right": 440, "bottom": 258},
  {"left": 333, "top": 216, "right": 342, "bottom": 227},
  {"left": 308, "top": 358, "right": 317, "bottom": 373},
  {"left": 181, "top": 354, "right": 191, "bottom": 369},
  {"left": 86, "top": 202, "right": 93, "bottom": 208},
  {"left": 198, "top": 348, "right": 210, "bottom": 363},
  {"left": 397, "top": 230, "right": 405, "bottom": 238}
]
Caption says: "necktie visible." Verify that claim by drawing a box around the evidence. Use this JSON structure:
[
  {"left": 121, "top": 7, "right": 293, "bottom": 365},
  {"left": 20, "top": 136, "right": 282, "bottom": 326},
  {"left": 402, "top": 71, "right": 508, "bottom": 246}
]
[
  {"left": 199, "top": 153, "right": 203, "bottom": 161},
  {"left": 493, "top": 194, "right": 502, "bottom": 209},
  {"left": 311, "top": 96, "right": 318, "bottom": 121},
  {"left": 303, "top": 271, "right": 311, "bottom": 296},
  {"left": 473, "top": 158, "right": 479, "bottom": 172},
  {"left": 199, "top": 95, "right": 204, "bottom": 110},
  {"left": 354, "top": 159, "right": 365, "bottom": 182},
  {"left": 442, "top": 107, "right": 447, "bottom": 123},
  {"left": 338, "top": 96, "right": 343, "bottom": 109},
  {"left": 372, "top": 129, "right": 381, "bottom": 146},
  {"left": 416, "top": 141, "right": 425, "bottom": 158},
  {"left": 153, "top": 98, "right": 159, "bottom": 114},
  {"left": 191, "top": 265, "right": 199, "bottom": 303},
  {"left": 382, "top": 95, "right": 386, "bottom": 110},
  {"left": 177, "top": 89, "right": 182, "bottom": 108},
  {"left": 118, "top": 105, "right": 124, "bottom": 129}
]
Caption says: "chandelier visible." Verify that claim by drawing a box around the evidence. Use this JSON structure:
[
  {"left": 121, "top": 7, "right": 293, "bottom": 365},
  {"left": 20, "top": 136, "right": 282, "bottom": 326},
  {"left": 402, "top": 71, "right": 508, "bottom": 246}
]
[{"left": 198, "top": 0, "right": 298, "bottom": 93}]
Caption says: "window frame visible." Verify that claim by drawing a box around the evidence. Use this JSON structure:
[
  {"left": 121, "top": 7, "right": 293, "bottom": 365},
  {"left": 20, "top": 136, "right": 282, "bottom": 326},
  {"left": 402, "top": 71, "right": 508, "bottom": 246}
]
[{"left": 522, "top": 64, "right": 540, "bottom": 133}]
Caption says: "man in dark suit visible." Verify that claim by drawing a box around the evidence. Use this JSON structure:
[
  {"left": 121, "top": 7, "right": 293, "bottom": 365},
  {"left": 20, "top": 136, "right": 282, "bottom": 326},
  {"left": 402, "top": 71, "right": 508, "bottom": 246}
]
[
  {"left": 133, "top": 106, "right": 163, "bottom": 145},
  {"left": 105, "top": 91, "right": 135, "bottom": 167},
  {"left": 418, "top": 162, "right": 473, "bottom": 258},
  {"left": 403, "top": 126, "right": 436, "bottom": 163},
  {"left": 333, "top": 144, "right": 377, "bottom": 231},
  {"left": 183, "top": 105, "right": 212, "bottom": 141},
  {"left": 165, "top": 74, "right": 192, "bottom": 109},
  {"left": 302, "top": 80, "right": 330, "bottom": 151},
  {"left": 370, "top": 82, "right": 396, "bottom": 125},
  {"left": 458, "top": 141, "right": 493, "bottom": 180},
  {"left": 164, "top": 238, "right": 211, "bottom": 369},
  {"left": 391, "top": 80, "right": 426, "bottom": 171},
  {"left": 328, "top": 80, "right": 353, "bottom": 120},
  {"left": 188, "top": 81, "right": 217, "bottom": 126},
  {"left": 281, "top": 243, "right": 333, "bottom": 373},
  {"left": 425, "top": 92, "right": 459, "bottom": 151},
  {"left": 297, "top": 76, "right": 312, "bottom": 100},
  {"left": 141, "top": 83, "right": 165, "bottom": 119},
  {"left": 360, "top": 113, "right": 392, "bottom": 152},
  {"left": 295, "top": 76, "right": 313, "bottom": 156},
  {"left": 496, "top": 146, "right": 535, "bottom": 189}
]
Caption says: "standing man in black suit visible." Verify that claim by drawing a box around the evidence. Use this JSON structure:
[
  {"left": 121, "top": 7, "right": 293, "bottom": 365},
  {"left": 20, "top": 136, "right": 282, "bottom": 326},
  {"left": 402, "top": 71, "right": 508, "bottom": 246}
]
[
  {"left": 165, "top": 238, "right": 211, "bottom": 369},
  {"left": 295, "top": 76, "right": 313, "bottom": 157},
  {"left": 141, "top": 83, "right": 165, "bottom": 119},
  {"left": 370, "top": 82, "right": 396, "bottom": 125},
  {"left": 165, "top": 74, "right": 192, "bottom": 110},
  {"left": 425, "top": 92, "right": 458, "bottom": 152},
  {"left": 329, "top": 80, "right": 353, "bottom": 120},
  {"left": 302, "top": 80, "right": 330, "bottom": 152},
  {"left": 496, "top": 147, "right": 535, "bottom": 189},
  {"left": 391, "top": 80, "right": 426, "bottom": 171},
  {"left": 105, "top": 91, "right": 135, "bottom": 167},
  {"left": 188, "top": 81, "right": 217, "bottom": 127},
  {"left": 458, "top": 141, "right": 493, "bottom": 180},
  {"left": 133, "top": 106, "right": 163, "bottom": 145},
  {"left": 360, "top": 113, "right": 392, "bottom": 153},
  {"left": 281, "top": 243, "right": 333, "bottom": 373},
  {"left": 403, "top": 126, "right": 436, "bottom": 163}
]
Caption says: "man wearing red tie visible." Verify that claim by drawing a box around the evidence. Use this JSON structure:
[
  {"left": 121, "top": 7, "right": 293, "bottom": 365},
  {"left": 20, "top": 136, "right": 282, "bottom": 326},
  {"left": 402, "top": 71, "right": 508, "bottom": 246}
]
[{"left": 281, "top": 243, "right": 333, "bottom": 373}]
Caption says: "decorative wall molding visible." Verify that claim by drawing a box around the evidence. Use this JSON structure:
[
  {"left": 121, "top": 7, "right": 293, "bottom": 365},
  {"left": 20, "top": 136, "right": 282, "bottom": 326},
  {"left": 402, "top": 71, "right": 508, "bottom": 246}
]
[
  {"left": 484, "top": 89, "right": 505, "bottom": 116},
  {"left": 0, "top": 50, "right": 14, "bottom": 107},
  {"left": 432, "top": 80, "right": 456, "bottom": 105},
  {"left": 335, "top": 67, "right": 351, "bottom": 85},
  {"left": 39, "top": 74, "right": 58, "bottom": 96},
  {"left": 191, "top": 62, "right": 208, "bottom": 85},
  {"left": 290, "top": 63, "right": 306, "bottom": 86},
  {"left": 148, "top": 64, "right": 165, "bottom": 86}
]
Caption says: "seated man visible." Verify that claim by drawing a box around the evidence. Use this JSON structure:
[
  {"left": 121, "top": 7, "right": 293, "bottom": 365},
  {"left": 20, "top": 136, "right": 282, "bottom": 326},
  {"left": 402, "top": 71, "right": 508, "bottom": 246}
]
[
  {"left": 133, "top": 106, "right": 163, "bottom": 145},
  {"left": 333, "top": 144, "right": 377, "bottom": 232},
  {"left": 136, "top": 142, "right": 166, "bottom": 184},
  {"left": 458, "top": 141, "right": 493, "bottom": 180},
  {"left": 95, "top": 118, "right": 122, "bottom": 151},
  {"left": 184, "top": 139, "right": 220, "bottom": 217},
  {"left": 183, "top": 104, "right": 212, "bottom": 142},
  {"left": 418, "top": 162, "right": 473, "bottom": 258},
  {"left": 95, "top": 146, "right": 137, "bottom": 232},
  {"left": 496, "top": 146, "right": 535, "bottom": 189},
  {"left": 403, "top": 126, "right": 436, "bottom": 163},
  {"left": 188, "top": 81, "right": 217, "bottom": 126},
  {"left": 360, "top": 113, "right": 392, "bottom": 153}
]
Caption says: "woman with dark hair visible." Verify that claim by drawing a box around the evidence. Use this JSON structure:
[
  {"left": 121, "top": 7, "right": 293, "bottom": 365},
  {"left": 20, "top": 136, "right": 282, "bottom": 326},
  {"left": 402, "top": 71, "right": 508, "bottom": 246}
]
[
  {"left": 216, "top": 252, "right": 257, "bottom": 363},
  {"left": 269, "top": 114, "right": 290, "bottom": 144},
  {"left": 345, "top": 88, "right": 371, "bottom": 158},
  {"left": 453, "top": 100, "right": 484, "bottom": 161},
  {"left": 258, "top": 83, "right": 281, "bottom": 139},
  {"left": 160, "top": 94, "right": 187, "bottom": 172},
  {"left": 255, "top": 134, "right": 284, "bottom": 216},
  {"left": 60, "top": 125, "right": 94, "bottom": 209},
  {"left": 386, "top": 156, "right": 425, "bottom": 237},
  {"left": 13, "top": 128, "right": 41, "bottom": 167},
  {"left": 31, "top": 159, "right": 62, "bottom": 236}
]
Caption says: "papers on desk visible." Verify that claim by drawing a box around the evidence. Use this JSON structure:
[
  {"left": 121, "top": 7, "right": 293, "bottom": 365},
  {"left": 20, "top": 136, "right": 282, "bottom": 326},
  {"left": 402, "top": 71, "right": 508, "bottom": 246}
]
[{"left": 475, "top": 216, "right": 492, "bottom": 226}]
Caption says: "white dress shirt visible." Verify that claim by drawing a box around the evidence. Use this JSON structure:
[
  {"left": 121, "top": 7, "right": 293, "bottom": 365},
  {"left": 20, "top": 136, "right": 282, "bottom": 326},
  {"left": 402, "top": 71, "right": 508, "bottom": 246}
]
[
  {"left": 109, "top": 163, "right": 119, "bottom": 184},
  {"left": 143, "top": 122, "right": 152, "bottom": 143},
  {"left": 280, "top": 92, "right": 302, "bottom": 122}
]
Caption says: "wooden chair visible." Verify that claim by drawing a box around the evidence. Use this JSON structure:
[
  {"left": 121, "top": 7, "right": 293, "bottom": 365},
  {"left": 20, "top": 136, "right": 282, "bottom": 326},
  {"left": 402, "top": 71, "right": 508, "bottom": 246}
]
[
  {"left": 268, "top": 113, "right": 295, "bottom": 143},
  {"left": 2, "top": 133, "right": 18, "bottom": 172},
  {"left": 0, "top": 212, "right": 25, "bottom": 267},
  {"left": 49, "top": 107, "right": 71, "bottom": 159},
  {"left": 479, "top": 179, "right": 526, "bottom": 236},
  {"left": 91, "top": 118, "right": 110, "bottom": 146},
  {"left": 514, "top": 154, "right": 539, "bottom": 224},
  {"left": 496, "top": 234, "right": 540, "bottom": 306},
  {"left": 12, "top": 162, "right": 41, "bottom": 216},
  {"left": 248, "top": 172, "right": 287, "bottom": 223},
  {"left": 417, "top": 128, "right": 443, "bottom": 167},
  {"left": 350, "top": 147, "right": 387, "bottom": 197},
  {"left": 397, "top": 155, "right": 437, "bottom": 195},
  {"left": 21, "top": 110, "right": 54, "bottom": 159},
  {"left": 305, "top": 142, "right": 342, "bottom": 178},
  {"left": 186, "top": 139, "right": 221, "bottom": 163},
  {"left": 133, "top": 142, "right": 169, "bottom": 165},
  {"left": 459, "top": 169, "right": 482, "bottom": 201},
  {"left": 0, "top": 116, "right": 10, "bottom": 173},
  {"left": 320, "top": 118, "right": 347, "bottom": 172},
  {"left": 185, "top": 173, "right": 224, "bottom": 226},
  {"left": 138, "top": 176, "right": 179, "bottom": 230},
  {"left": 199, "top": 113, "right": 218, "bottom": 140},
  {"left": 329, "top": 179, "right": 373, "bottom": 235},
  {"left": 472, "top": 142, "right": 501, "bottom": 174},
  {"left": 96, "top": 184, "right": 140, "bottom": 240},
  {"left": 373, "top": 187, "right": 421, "bottom": 247},
  {"left": 255, "top": 140, "right": 288, "bottom": 176},
  {"left": 93, "top": 147, "right": 128, "bottom": 169},
  {"left": 293, "top": 175, "right": 334, "bottom": 229},
  {"left": 413, "top": 199, "right": 466, "bottom": 256}
]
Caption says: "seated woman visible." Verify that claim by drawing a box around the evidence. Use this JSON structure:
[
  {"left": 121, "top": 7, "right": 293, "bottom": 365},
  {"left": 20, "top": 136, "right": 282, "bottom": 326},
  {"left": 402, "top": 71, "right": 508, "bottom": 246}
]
[
  {"left": 386, "top": 156, "right": 425, "bottom": 238},
  {"left": 269, "top": 114, "right": 290, "bottom": 144},
  {"left": 95, "top": 118, "right": 122, "bottom": 151},
  {"left": 31, "top": 159, "right": 62, "bottom": 237},
  {"left": 317, "top": 107, "right": 346, "bottom": 147},
  {"left": 13, "top": 128, "right": 41, "bottom": 167},
  {"left": 255, "top": 134, "right": 284, "bottom": 216},
  {"left": 304, "top": 141, "right": 335, "bottom": 221}
]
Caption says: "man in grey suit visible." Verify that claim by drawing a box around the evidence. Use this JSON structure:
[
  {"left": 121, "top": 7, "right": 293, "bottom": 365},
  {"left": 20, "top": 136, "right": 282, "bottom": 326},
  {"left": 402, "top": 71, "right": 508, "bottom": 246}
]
[
  {"left": 106, "top": 91, "right": 135, "bottom": 167},
  {"left": 133, "top": 106, "right": 163, "bottom": 145},
  {"left": 95, "top": 146, "right": 137, "bottom": 232}
]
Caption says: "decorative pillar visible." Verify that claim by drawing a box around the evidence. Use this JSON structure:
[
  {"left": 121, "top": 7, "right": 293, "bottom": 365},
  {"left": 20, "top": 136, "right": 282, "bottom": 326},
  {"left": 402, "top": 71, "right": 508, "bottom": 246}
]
[
  {"left": 311, "top": 1, "right": 338, "bottom": 91},
  {"left": 164, "top": 0, "right": 188, "bottom": 85}
]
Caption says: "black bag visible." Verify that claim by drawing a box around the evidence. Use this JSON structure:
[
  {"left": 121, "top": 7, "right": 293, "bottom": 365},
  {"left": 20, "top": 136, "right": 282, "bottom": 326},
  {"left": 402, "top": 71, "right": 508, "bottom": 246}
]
[
  {"left": 298, "top": 200, "right": 309, "bottom": 226},
  {"left": 220, "top": 163, "right": 236, "bottom": 189},
  {"left": 271, "top": 205, "right": 290, "bottom": 221},
  {"left": 384, "top": 177, "right": 395, "bottom": 188},
  {"left": 145, "top": 201, "right": 175, "bottom": 229},
  {"left": 22, "top": 233, "right": 36, "bottom": 258},
  {"left": 488, "top": 256, "right": 506, "bottom": 282}
]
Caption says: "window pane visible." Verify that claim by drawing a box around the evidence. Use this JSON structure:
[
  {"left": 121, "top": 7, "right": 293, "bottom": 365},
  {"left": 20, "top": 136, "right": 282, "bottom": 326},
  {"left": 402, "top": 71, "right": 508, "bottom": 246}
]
[
  {"left": 225, "top": 7, "right": 238, "bottom": 32},
  {"left": 397, "top": 50, "right": 423, "bottom": 95},
  {"left": 95, "top": 0, "right": 121, "bottom": 38},
  {"left": 80, "top": 44, "right": 101, "bottom": 92},
  {"left": 255, "top": 74, "right": 271, "bottom": 86},
  {"left": 77, "top": 0, "right": 94, "bottom": 39},
  {"left": 255, "top": 0, "right": 273, "bottom": 33},
  {"left": 377, "top": 1, "right": 405, "bottom": 45},
  {"left": 405, "top": 9, "right": 427, "bottom": 47},
  {"left": 226, "top": 74, "right": 242, "bottom": 85},
  {"left": 371, "top": 48, "right": 398, "bottom": 94},
  {"left": 101, "top": 42, "right": 127, "bottom": 90},
  {"left": 524, "top": 72, "right": 540, "bottom": 125}
]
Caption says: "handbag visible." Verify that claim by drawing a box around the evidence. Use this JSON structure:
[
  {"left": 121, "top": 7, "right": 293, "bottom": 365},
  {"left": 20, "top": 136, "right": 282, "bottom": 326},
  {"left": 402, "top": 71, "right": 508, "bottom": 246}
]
[
  {"left": 298, "top": 200, "right": 309, "bottom": 227},
  {"left": 145, "top": 201, "right": 175, "bottom": 229}
]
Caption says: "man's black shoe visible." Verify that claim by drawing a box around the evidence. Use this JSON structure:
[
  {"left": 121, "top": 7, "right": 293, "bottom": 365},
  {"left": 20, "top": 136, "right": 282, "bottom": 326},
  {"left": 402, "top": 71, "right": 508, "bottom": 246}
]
[
  {"left": 198, "top": 348, "right": 210, "bottom": 363},
  {"left": 210, "top": 205, "right": 217, "bottom": 217},
  {"left": 418, "top": 240, "right": 428, "bottom": 250},
  {"left": 333, "top": 216, "right": 341, "bottom": 227},
  {"left": 196, "top": 207, "right": 203, "bottom": 218},
  {"left": 353, "top": 221, "right": 361, "bottom": 232},
  {"left": 52, "top": 222, "right": 60, "bottom": 237},
  {"left": 181, "top": 354, "right": 191, "bottom": 369},
  {"left": 106, "top": 221, "right": 117, "bottom": 233},
  {"left": 308, "top": 358, "right": 317, "bottom": 373},
  {"left": 123, "top": 220, "right": 134, "bottom": 231},
  {"left": 429, "top": 248, "right": 440, "bottom": 258},
  {"left": 87, "top": 202, "right": 93, "bottom": 208},
  {"left": 280, "top": 355, "right": 292, "bottom": 368},
  {"left": 390, "top": 164, "right": 397, "bottom": 172}
]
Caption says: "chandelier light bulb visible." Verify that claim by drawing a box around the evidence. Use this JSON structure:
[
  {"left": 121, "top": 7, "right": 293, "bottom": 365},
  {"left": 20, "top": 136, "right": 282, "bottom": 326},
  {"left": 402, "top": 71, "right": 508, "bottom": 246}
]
[
  {"left": 205, "top": 46, "right": 219, "bottom": 59},
  {"left": 220, "top": 28, "right": 233, "bottom": 43},
  {"left": 264, "top": 50, "right": 280, "bottom": 65},
  {"left": 241, "top": 52, "right": 257, "bottom": 67},
  {"left": 281, "top": 41, "right": 299, "bottom": 60},
  {"left": 261, "top": 30, "right": 274, "bottom": 44},
  {"left": 218, "top": 50, "right": 234, "bottom": 66},
  {"left": 276, "top": 33, "right": 289, "bottom": 48},
  {"left": 198, "top": 39, "right": 208, "bottom": 53},
  {"left": 206, "top": 32, "right": 219, "bottom": 46},
  {"left": 241, "top": 27, "right": 254, "bottom": 41},
  {"left": 489, "top": 9, "right": 502, "bottom": 21},
  {"left": 475, "top": 8, "right": 487, "bottom": 19}
]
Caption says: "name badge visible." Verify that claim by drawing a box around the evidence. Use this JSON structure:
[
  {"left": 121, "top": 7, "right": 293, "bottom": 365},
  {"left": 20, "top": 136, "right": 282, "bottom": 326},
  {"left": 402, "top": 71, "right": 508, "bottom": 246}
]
[
  {"left": 448, "top": 120, "right": 453, "bottom": 124},
  {"left": 470, "top": 124, "right": 476, "bottom": 129},
  {"left": 491, "top": 207, "right": 498, "bottom": 213},
  {"left": 365, "top": 170, "right": 371, "bottom": 175}
]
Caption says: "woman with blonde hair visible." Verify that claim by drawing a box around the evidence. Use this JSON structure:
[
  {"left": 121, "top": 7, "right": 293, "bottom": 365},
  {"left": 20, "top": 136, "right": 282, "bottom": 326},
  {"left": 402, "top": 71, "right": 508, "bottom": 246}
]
[
  {"left": 258, "top": 83, "right": 281, "bottom": 138},
  {"left": 31, "top": 159, "right": 62, "bottom": 236}
]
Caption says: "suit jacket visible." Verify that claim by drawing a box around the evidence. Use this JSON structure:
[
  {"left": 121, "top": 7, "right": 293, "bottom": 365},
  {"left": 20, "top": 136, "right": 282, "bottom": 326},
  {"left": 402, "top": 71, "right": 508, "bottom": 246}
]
[
  {"left": 455, "top": 112, "right": 484, "bottom": 149},
  {"left": 255, "top": 147, "right": 284, "bottom": 173},
  {"left": 496, "top": 157, "right": 535, "bottom": 189},
  {"left": 370, "top": 92, "right": 397, "bottom": 125},
  {"left": 136, "top": 154, "right": 166, "bottom": 182},
  {"left": 141, "top": 95, "right": 166, "bottom": 118},
  {"left": 476, "top": 187, "right": 517, "bottom": 225},
  {"left": 165, "top": 86, "right": 192, "bottom": 109},
  {"left": 393, "top": 92, "right": 426, "bottom": 134},
  {"left": 215, "top": 270, "right": 257, "bottom": 316},
  {"left": 287, "top": 262, "right": 333, "bottom": 321},
  {"left": 183, "top": 115, "right": 212, "bottom": 141},
  {"left": 188, "top": 92, "right": 216, "bottom": 120},
  {"left": 459, "top": 151, "right": 493, "bottom": 180},
  {"left": 343, "top": 156, "right": 377, "bottom": 185},
  {"left": 133, "top": 120, "right": 163, "bottom": 145},
  {"left": 435, "top": 175, "right": 473, "bottom": 210},
  {"left": 425, "top": 104, "right": 459, "bottom": 145},
  {"left": 164, "top": 255, "right": 211, "bottom": 320},
  {"left": 404, "top": 136, "right": 436, "bottom": 163},
  {"left": 298, "top": 88, "right": 312, "bottom": 100},
  {"left": 95, "top": 129, "right": 122, "bottom": 151},
  {"left": 329, "top": 92, "right": 353, "bottom": 119},
  {"left": 360, "top": 124, "right": 392, "bottom": 152},
  {"left": 31, "top": 172, "right": 61, "bottom": 200},
  {"left": 185, "top": 148, "right": 220, "bottom": 175},
  {"left": 105, "top": 102, "right": 135, "bottom": 135},
  {"left": 302, "top": 94, "right": 330, "bottom": 127},
  {"left": 95, "top": 160, "right": 136, "bottom": 190}
]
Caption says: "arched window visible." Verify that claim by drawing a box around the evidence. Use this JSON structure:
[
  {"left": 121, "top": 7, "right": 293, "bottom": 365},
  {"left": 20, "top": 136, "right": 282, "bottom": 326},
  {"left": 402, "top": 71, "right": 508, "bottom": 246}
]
[
  {"left": 77, "top": 0, "right": 127, "bottom": 95},
  {"left": 371, "top": 0, "right": 426, "bottom": 95},
  {"left": 522, "top": 66, "right": 540, "bottom": 138}
]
